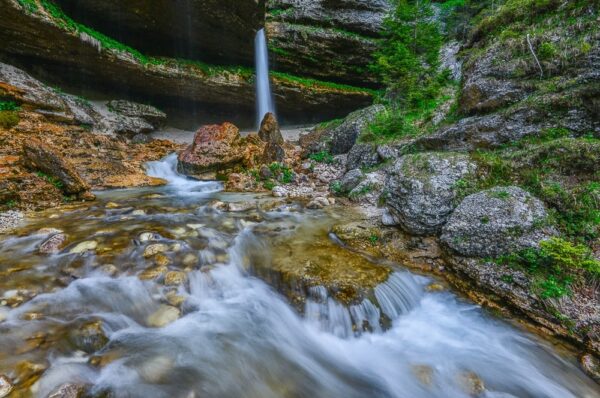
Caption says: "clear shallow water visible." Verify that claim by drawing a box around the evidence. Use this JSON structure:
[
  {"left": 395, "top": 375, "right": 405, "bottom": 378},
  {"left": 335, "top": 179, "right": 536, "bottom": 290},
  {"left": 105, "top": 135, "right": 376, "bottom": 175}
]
[{"left": 0, "top": 157, "right": 598, "bottom": 398}]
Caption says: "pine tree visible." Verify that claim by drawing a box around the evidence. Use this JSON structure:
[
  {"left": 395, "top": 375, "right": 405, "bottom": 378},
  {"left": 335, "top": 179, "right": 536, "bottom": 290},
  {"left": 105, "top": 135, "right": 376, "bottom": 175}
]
[{"left": 372, "top": 0, "right": 442, "bottom": 107}]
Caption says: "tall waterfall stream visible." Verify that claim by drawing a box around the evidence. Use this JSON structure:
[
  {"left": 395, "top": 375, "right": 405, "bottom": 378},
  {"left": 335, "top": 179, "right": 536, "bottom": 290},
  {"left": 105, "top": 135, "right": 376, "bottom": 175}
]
[{"left": 0, "top": 155, "right": 598, "bottom": 397}]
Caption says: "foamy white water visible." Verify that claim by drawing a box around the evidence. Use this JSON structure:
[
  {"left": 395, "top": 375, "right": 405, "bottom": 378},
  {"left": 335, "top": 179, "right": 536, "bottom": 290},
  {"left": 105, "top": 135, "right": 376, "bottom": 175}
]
[
  {"left": 0, "top": 156, "right": 598, "bottom": 398},
  {"left": 145, "top": 153, "right": 222, "bottom": 196}
]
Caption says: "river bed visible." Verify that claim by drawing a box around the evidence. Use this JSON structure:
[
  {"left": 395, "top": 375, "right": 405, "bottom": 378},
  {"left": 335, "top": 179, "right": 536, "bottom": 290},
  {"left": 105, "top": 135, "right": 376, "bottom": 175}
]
[{"left": 0, "top": 156, "right": 598, "bottom": 398}]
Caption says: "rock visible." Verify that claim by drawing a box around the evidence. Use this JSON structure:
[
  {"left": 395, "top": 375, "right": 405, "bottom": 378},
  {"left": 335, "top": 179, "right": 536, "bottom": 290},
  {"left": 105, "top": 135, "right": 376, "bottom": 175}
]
[
  {"left": 411, "top": 365, "right": 434, "bottom": 387},
  {"left": 107, "top": 100, "right": 166, "bottom": 128},
  {"left": 47, "top": 383, "right": 88, "bottom": 398},
  {"left": 272, "top": 186, "right": 288, "bottom": 197},
  {"left": 259, "top": 165, "right": 273, "bottom": 180},
  {"left": 139, "top": 266, "right": 168, "bottom": 281},
  {"left": 69, "top": 320, "right": 108, "bottom": 353},
  {"left": 0, "top": 210, "right": 24, "bottom": 234},
  {"left": 147, "top": 305, "right": 180, "bottom": 327},
  {"left": 267, "top": 0, "right": 391, "bottom": 37},
  {"left": 385, "top": 152, "right": 476, "bottom": 235},
  {"left": 346, "top": 143, "right": 380, "bottom": 171},
  {"left": 105, "top": 202, "right": 120, "bottom": 209},
  {"left": 376, "top": 144, "right": 398, "bottom": 161},
  {"left": 53, "top": 0, "right": 263, "bottom": 65},
  {"left": 22, "top": 139, "right": 93, "bottom": 198},
  {"left": 580, "top": 353, "right": 600, "bottom": 382},
  {"left": 69, "top": 240, "right": 97, "bottom": 254},
  {"left": 348, "top": 171, "right": 385, "bottom": 205},
  {"left": 329, "top": 105, "right": 385, "bottom": 154},
  {"left": 154, "top": 254, "right": 171, "bottom": 267},
  {"left": 339, "top": 169, "right": 364, "bottom": 193},
  {"left": 177, "top": 123, "right": 255, "bottom": 179},
  {"left": 143, "top": 244, "right": 169, "bottom": 258},
  {"left": 259, "top": 113, "right": 286, "bottom": 163},
  {"left": 0, "top": 3, "right": 371, "bottom": 128},
  {"left": 164, "top": 271, "right": 187, "bottom": 286},
  {"left": 39, "top": 233, "right": 67, "bottom": 254},
  {"left": 182, "top": 253, "right": 198, "bottom": 267},
  {"left": 458, "top": 371, "right": 485, "bottom": 396},
  {"left": 441, "top": 186, "right": 556, "bottom": 257},
  {"left": 139, "top": 232, "right": 161, "bottom": 242},
  {"left": 258, "top": 112, "right": 284, "bottom": 145},
  {"left": 440, "top": 41, "right": 462, "bottom": 81},
  {"left": 265, "top": 21, "right": 379, "bottom": 87},
  {"left": 0, "top": 375, "right": 12, "bottom": 398},
  {"left": 306, "top": 197, "right": 330, "bottom": 209}
]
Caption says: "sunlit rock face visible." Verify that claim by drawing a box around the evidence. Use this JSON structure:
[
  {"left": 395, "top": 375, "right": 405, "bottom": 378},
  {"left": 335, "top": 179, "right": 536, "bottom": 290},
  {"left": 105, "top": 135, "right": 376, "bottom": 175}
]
[{"left": 53, "top": 0, "right": 266, "bottom": 66}]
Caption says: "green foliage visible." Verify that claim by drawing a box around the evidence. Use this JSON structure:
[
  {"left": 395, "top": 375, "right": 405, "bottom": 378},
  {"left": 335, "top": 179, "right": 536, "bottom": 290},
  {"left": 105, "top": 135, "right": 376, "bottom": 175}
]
[
  {"left": 372, "top": 0, "right": 442, "bottom": 107},
  {"left": 348, "top": 184, "right": 373, "bottom": 200},
  {"left": 36, "top": 171, "right": 64, "bottom": 190},
  {"left": 263, "top": 180, "right": 276, "bottom": 191},
  {"left": 537, "top": 42, "right": 557, "bottom": 60},
  {"left": 308, "top": 151, "right": 334, "bottom": 164},
  {"left": 270, "top": 71, "right": 377, "bottom": 95},
  {"left": 497, "top": 237, "right": 600, "bottom": 298},
  {"left": 17, "top": 0, "right": 38, "bottom": 13},
  {"left": 369, "top": 233, "right": 380, "bottom": 245},
  {"left": 330, "top": 181, "right": 343, "bottom": 195},
  {"left": 0, "top": 101, "right": 20, "bottom": 111}
]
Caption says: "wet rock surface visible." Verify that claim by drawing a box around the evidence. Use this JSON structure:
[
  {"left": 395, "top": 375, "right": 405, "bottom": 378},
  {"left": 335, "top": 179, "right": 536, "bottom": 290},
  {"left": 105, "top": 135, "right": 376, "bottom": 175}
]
[
  {"left": 441, "top": 186, "right": 556, "bottom": 258},
  {"left": 385, "top": 152, "right": 476, "bottom": 235}
]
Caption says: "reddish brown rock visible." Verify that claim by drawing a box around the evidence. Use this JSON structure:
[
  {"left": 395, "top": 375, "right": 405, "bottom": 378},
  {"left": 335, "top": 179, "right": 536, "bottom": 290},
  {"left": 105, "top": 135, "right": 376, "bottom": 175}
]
[
  {"left": 22, "top": 138, "right": 94, "bottom": 200},
  {"left": 178, "top": 123, "right": 264, "bottom": 179}
]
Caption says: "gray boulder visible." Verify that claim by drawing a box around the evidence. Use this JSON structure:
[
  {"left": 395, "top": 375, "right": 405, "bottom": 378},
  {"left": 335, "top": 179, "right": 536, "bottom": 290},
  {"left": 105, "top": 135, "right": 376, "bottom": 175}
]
[
  {"left": 385, "top": 152, "right": 475, "bottom": 235},
  {"left": 346, "top": 142, "right": 380, "bottom": 171},
  {"left": 339, "top": 169, "right": 364, "bottom": 193},
  {"left": 107, "top": 100, "right": 167, "bottom": 128},
  {"left": 441, "top": 186, "right": 556, "bottom": 257},
  {"left": 330, "top": 104, "right": 384, "bottom": 154}
]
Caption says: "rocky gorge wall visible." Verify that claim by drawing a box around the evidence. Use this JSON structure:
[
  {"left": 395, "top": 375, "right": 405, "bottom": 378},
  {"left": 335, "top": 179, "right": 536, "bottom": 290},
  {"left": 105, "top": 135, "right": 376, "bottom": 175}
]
[
  {"left": 266, "top": 0, "right": 390, "bottom": 87},
  {"left": 0, "top": 0, "right": 382, "bottom": 127}
]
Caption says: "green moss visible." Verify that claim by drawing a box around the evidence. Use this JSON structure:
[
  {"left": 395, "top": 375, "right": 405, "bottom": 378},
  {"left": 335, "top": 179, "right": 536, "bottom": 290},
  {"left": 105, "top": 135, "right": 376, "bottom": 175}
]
[
  {"left": 0, "top": 111, "right": 20, "bottom": 128},
  {"left": 16, "top": 0, "right": 38, "bottom": 13},
  {"left": 497, "top": 237, "right": 600, "bottom": 299},
  {"left": 271, "top": 71, "right": 377, "bottom": 95}
]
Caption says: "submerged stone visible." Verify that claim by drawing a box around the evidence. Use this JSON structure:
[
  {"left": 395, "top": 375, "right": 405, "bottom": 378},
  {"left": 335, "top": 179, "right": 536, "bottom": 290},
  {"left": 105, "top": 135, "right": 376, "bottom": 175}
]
[
  {"left": 147, "top": 305, "right": 180, "bottom": 328},
  {"left": 69, "top": 240, "right": 98, "bottom": 254}
]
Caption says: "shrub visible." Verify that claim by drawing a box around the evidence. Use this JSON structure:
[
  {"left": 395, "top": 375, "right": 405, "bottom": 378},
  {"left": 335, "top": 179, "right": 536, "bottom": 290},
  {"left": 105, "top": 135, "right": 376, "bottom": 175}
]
[{"left": 308, "top": 151, "right": 334, "bottom": 164}]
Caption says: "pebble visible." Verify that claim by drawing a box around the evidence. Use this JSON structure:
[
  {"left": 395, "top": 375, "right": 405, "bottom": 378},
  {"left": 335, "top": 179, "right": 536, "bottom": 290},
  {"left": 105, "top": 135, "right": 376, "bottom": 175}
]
[
  {"left": 105, "top": 202, "right": 120, "bottom": 209},
  {"left": 147, "top": 305, "right": 180, "bottom": 327},
  {"left": 139, "top": 266, "right": 168, "bottom": 280},
  {"left": 139, "top": 232, "right": 161, "bottom": 242},
  {"left": 39, "top": 233, "right": 67, "bottom": 254},
  {"left": 182, "top": 253, "right": 198, "bottom": 267},
  {"left": 0, "top": 375, "right": 12, "bottom": 398},
  {"left": 154, "top": 253, "right": 171, "bottom": 267},
  {"left": 131, "top": 210, "right": 146, "bottom": 216},
  {"left": 0, "top": 210, "right": 24, "bottom": 234},
  {"left": 164, "top": 271, "right": 186, "bottom": 286},
  {"left": 69, "top": 240, "right": 97, "bottom": 254},
  {"left": 143, "top": 243, "right": 169, "bottom": 258}
]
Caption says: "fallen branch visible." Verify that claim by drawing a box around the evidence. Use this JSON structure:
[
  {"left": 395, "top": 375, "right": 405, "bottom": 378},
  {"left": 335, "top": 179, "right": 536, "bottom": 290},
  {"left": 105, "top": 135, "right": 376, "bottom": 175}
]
[{"left": 527, "top": 34, "right": 544, "bottom": 79}]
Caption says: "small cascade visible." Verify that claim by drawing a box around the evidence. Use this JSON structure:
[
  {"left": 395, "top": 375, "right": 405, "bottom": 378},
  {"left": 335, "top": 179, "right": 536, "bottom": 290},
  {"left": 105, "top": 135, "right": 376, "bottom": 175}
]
[
  {"left": 145, "top": 153, "right": 222, "bottom": 195},
  {"left": 254, "top": 28, "right": 275, "bottom": 127}
]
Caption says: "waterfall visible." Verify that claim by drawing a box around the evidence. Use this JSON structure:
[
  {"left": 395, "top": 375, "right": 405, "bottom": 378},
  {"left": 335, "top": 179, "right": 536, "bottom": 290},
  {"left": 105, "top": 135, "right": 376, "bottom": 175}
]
[{"left": 255, "top": 28, "right": 275, "bottom": 127}]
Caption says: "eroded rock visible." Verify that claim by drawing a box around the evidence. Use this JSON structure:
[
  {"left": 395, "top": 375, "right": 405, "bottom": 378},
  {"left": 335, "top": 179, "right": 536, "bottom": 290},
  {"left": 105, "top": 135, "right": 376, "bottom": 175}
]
[
  {"left": 441, "top": 186, "right": 556, "bottom": 257},
  {"left": 22, "top": 139, "right": 93, "bottom": 199},
  {"left": 385, "top": 152, "right": 476, "bottom": 235}
]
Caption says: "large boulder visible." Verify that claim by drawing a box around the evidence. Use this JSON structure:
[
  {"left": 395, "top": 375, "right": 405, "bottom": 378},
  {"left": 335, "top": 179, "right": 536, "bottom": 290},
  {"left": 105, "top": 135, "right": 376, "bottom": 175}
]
[
  {"left": 107, "top": 100, "right": 167, "bottom": 128},
  {"left": 346, "top": 142, "right": 380, "bottom": 171},
  {"left": 177, "top": 123, "right": 263, "bottom": 179},
  {"left": 385, "top": 152, "right": 475, "bottom": 235},
  {"left": 22, "top": 139, "right": 94, "bottom": 199},
  {"left": 258, "top": 112, "right": 285, "bottom": 163},
  {"left": 441, "top": 186, "right": 556, "bottom": 258},
  {"left": 302, "top": 104, "right": 384, "bottom": 155}
]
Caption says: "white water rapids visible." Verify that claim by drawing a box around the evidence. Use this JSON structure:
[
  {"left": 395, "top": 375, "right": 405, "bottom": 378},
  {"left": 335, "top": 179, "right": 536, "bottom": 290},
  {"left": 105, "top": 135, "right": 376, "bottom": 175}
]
[{"left": 0, "top": 156, "right": 598, "bottom": 398}]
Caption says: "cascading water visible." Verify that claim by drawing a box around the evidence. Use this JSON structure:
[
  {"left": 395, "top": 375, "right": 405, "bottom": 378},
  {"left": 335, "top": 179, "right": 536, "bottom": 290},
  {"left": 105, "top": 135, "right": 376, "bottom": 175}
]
[
  {"left": 255, "top": 28, "right": 275, "bottom": 127},
  {"left": 0, "top": 156, "right": 598, "bottom": 397}
]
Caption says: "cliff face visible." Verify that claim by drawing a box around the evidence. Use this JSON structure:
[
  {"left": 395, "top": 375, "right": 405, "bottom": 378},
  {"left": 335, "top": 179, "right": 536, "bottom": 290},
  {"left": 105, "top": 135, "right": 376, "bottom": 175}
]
[
  {"left": 266, "top": 0, "right": 390, "bottom": 87},
  {"left": 53, "top": 0, "right": 265, "bottom": 66},
  {"left": 0, "top": 0, "right": 374, "bottom": 126}
]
